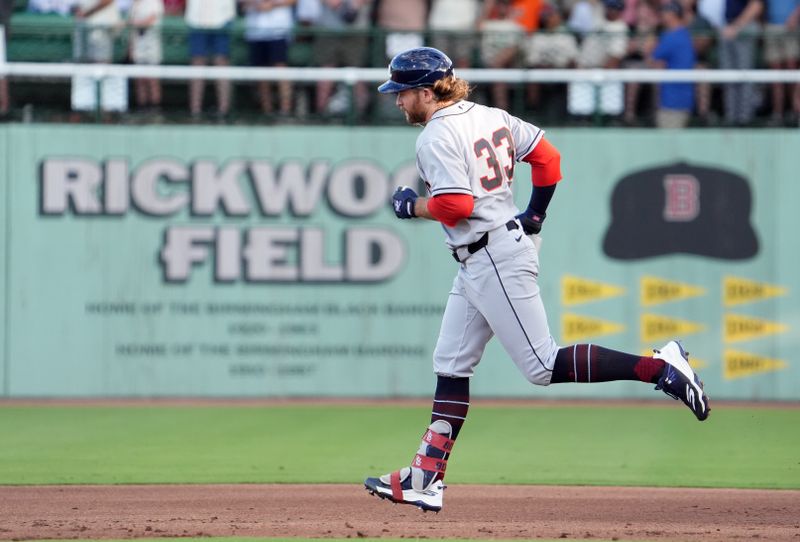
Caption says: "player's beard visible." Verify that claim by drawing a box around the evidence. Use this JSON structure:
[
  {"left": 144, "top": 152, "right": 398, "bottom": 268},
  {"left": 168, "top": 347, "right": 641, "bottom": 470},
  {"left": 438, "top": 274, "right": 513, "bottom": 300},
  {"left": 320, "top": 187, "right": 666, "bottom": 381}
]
[
  {"left": 401, "top": 94, "right": 427, "bottom": 125},
  {"left": 403, "top": 107, "right": 427, "bottom": 125}
]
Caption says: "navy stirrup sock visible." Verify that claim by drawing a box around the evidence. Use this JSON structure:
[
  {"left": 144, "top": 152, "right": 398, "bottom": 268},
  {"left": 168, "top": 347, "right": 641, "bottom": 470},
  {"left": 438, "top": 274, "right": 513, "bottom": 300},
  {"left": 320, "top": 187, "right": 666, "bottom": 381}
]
[{"left": 551, "top": 344, "right": 665, "bottom": 384}]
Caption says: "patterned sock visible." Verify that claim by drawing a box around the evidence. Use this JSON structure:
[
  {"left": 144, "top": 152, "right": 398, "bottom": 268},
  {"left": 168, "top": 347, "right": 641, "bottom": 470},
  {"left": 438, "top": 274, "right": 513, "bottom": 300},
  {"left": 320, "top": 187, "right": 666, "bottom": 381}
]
[
  {"left": 425, "top": 375, "right": 469, "bottom": 482},
  {"left": 550, "top": 344, "right": 665, "bottom": 384}
]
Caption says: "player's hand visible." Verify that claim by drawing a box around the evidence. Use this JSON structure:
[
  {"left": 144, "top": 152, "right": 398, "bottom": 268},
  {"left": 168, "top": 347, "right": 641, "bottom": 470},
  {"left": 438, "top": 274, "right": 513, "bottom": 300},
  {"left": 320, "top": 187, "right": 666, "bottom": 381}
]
[
  {"left": 515, "top": 210, "right": 545, "bottom": 235},
  {"left": 393, "top": 186, "right": 418, "bottom": 219}
]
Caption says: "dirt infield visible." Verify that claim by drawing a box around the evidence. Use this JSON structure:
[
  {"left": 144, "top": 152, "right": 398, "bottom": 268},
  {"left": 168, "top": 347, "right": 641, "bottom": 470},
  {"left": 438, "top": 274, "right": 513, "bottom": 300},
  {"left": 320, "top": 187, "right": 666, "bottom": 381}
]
[{"left": 1, "top": 484, "right": 799, "bottom": 542}]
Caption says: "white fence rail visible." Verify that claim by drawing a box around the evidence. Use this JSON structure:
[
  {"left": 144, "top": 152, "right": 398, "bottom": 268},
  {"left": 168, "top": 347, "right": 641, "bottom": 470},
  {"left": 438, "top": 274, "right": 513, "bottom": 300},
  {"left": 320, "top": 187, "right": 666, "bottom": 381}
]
[{"left": 3, "top": 62, "right": 800, "bottom": 84}]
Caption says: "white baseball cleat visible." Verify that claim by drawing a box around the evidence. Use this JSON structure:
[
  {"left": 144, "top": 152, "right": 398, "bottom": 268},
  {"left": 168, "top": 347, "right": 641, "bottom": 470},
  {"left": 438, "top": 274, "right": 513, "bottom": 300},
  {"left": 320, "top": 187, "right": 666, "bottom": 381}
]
[
  {"left": 654, "top": 340, "right": 710, "bottom": 421},
  {"left": 364, "top": 420, "right": 453, "bottom": 512},
  {"left": 364, "top": 468, "right": 444, "bottom": 512}
]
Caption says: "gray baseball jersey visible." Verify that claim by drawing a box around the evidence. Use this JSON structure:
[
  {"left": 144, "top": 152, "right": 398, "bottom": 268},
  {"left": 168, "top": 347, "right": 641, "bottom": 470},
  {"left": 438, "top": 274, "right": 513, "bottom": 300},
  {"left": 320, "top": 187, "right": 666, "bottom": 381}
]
[
  {"left": 415, "top": 100, "right": 544, "bottom": 248},
  {"left": 418, "top": 100, "right": 559, "bottom": 386}
]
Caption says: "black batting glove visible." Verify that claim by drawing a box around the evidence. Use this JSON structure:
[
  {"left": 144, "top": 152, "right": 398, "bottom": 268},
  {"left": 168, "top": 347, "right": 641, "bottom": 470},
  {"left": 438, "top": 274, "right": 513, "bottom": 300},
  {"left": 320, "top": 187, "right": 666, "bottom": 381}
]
[
  {"left": 392, "top": 186, "right": 418, "bottom": 219},
  {"left": 515, "top": 209, "right": 546, "bottom": 235}
]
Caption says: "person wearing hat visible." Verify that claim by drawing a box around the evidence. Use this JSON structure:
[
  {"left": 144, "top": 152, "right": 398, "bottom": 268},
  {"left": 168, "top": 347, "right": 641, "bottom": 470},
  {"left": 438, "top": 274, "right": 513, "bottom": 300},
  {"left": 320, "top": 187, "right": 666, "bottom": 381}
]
[{"left": 648, "top": 0, "right": 697, "bottom": 128}]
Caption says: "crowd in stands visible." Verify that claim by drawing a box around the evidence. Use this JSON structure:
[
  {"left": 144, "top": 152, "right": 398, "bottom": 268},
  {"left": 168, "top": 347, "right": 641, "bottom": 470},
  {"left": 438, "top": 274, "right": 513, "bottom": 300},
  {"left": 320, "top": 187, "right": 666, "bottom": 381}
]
[{"left": 1, "top": 0, "right": 799, "bottom": 126}]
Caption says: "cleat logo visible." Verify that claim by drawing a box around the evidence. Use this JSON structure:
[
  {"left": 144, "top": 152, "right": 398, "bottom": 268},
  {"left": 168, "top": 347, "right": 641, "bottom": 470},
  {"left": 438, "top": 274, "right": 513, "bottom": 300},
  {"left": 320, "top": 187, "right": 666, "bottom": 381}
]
[
  {"left": 424, "top": 431, "right": 433, "bottom": 443},
  {"left": 686, "top": 385, "right": 696, "bottom": 410},
  {"left": 414, "top": 456, "right": 422, "bottom": 467}
]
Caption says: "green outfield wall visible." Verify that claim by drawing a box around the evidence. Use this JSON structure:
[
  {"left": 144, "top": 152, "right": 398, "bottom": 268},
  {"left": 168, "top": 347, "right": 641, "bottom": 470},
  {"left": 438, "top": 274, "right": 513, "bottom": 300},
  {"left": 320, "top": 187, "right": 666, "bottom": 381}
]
[{"left": 0, "top": 124, "right": 797, "bottom": 400}]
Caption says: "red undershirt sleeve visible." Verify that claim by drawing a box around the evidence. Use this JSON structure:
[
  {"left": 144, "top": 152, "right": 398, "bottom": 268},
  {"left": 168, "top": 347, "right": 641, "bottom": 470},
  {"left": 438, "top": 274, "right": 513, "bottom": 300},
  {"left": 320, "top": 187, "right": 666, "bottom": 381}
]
[
  {"left": 521, "top": 137, "right": 563, "bottom": 187},
  {"left": 427, "top": 193, "right": 474, "bottom": 228}
]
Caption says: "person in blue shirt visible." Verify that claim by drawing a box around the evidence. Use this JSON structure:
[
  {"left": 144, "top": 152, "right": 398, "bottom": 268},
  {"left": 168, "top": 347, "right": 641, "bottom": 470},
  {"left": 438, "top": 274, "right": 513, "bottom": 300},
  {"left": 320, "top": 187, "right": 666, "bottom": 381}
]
[{"left": 649, "top": 1, "right": 697, "bottom": 128}]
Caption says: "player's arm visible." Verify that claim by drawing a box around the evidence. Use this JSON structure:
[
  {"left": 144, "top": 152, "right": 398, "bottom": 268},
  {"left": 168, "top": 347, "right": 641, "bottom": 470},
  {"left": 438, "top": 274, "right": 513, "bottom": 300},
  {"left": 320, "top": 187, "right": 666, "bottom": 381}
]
[
  {"left": 393, "top": 187, "right": 474, "bottom": 227},
  {"left": 416, "top": 194, "right": 474, "bottom": 227},
  {"left": 515, "top": 137, "right": 562, "bottom": 235},
  {"left": 394, "top": 139, "right": 473, "bottom": 225}
]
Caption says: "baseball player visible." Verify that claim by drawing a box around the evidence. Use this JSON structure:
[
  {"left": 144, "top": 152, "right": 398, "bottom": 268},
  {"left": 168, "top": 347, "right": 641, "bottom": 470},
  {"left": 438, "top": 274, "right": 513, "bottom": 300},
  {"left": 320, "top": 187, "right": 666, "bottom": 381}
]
[{"left": 363, "top": 47, "right": 711, "bottom": 513}]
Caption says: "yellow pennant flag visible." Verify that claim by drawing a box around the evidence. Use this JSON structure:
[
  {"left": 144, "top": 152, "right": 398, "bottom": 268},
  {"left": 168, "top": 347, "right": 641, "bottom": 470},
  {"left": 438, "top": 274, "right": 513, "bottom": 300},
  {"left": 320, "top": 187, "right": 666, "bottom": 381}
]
[
  {"left": 562, "top": 275, "right": 626, "bottom": 306},
  {"left": 640, "top": 276, "right": 706, "bottom": 307},
  {"left": 723, "top": 276, "right": 787, "bottom": 307},
  {"left": 724, "top": 314, "right": 788, "bottom": 343},
  {"left": 724, "top": 349, "right": 787, "bottom": 380},
  {"left": 640, "top": 313, "right": 705, "bottom": 343},
  {"left": 562, "top": 313, "right": 625, "bottom": 343}
]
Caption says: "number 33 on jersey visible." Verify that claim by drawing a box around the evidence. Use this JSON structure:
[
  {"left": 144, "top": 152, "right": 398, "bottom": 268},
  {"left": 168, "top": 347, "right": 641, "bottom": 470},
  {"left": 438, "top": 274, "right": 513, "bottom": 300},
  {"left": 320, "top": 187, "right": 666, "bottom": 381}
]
[{"left": 414, "top": 100, "right": 545, "bottom": 247}]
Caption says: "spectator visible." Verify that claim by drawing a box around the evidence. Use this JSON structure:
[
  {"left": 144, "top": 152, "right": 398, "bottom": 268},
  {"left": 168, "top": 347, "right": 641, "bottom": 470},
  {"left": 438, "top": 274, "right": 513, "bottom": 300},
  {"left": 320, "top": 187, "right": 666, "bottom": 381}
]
[
  {"left": 428, "top": 0, "right": 481, "bottom": 68},
  {"left": 313, "top": 0, "right": 372, "bottom": 116},
  {"left": 162, "top": 0, "right": 184, "bottom": 15},
  {"left": 569, "top": 0, "right": 629, "bottom": 117},
  {"left": 508, "top": 0, "right": 546, "bottom": 31},
  {"left": 73, "top": 0, "right": 121, "bottom": 63},
  {"left": 28, "top": 0, "right": 77, "bottom": 15},
  {"left": 185, "top": 0, "right": 236, "bottom": 119},
  {"left": 688, "top": 0, "right": 721, "bottom": 125},
  {"left": 374, "top": 0, "right": 428, "bottom": 59},
  {"left": 295, "top": 0, "right": 321, "bottom": 23},
  {"left": 117, "top": 0, "right": 133, "bottom": 15},
  {"left": 622, "top": 0, "right": 639, "bottom": 25},
  {"left": 373, "top": 0, "right": 427, "bottom": 117},
  {"left": 648, "top": 0, "right": 696, "bottom": 127},
  {"left": 71, "top": 0, "right": 126, "bottom": 114},
  {"left": 575, "top": 0, "right": 628, "bottom": 68},
  {"left": 523, "top": 2, "right": 579, "bottom": 108},
  {"left": 567, "top": 0, "right": 604, "bottom": 34},
  {"left": 479, "top": 0, "right": 525, "bottom": 109},
  {"left": 719, "top": 0, "right": 763, "bottom": 125},
  {"left": 241, "top": 0, "right": 297, "bottom": 117},
  {"left": 484, "top": 0, "right": 546, "bottom": 33},
  {"left": 698, "top": 0, "right": 725, "bottom": 26},
  {"left": 622, "top": 0, "right": 659, "bottom": 125},
  {"left": 128, "top": 0, "right": 164, "bottom": 113},
  {"left": 763, "top": 0, "right": 800, "bottom": 125},
  {"left": 1, "top": 0, "right": 12, "bottom": 117},
  {"left": 524, "top": 2, "right": 579, "bottom": 69}
]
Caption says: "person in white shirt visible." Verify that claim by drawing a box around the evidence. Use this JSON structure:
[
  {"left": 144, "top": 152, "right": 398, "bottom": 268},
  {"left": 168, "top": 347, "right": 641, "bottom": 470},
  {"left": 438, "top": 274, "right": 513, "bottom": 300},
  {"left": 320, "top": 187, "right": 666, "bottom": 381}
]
[
  {"left": 28, "top": 0, "right": 78, "bottom": 15},
  {"left": 241, "top": 0, "right": 297, "bottom": 115},
  {"left": 72, "top": 0, "right": 121, "bottom": 63},
  {"left": 185, "top": 0, "right": 236, "bottom": 118},
  {"left": 128, "top": 0, "right": 164, "bottom": 111}
]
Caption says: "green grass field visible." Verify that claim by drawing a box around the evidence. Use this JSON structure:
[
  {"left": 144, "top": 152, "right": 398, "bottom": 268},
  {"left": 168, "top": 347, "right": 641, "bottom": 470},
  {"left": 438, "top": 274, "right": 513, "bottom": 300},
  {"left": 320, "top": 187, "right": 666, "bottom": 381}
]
[{"left": 1, "top": 402, "right": 798, "bottom": 489}]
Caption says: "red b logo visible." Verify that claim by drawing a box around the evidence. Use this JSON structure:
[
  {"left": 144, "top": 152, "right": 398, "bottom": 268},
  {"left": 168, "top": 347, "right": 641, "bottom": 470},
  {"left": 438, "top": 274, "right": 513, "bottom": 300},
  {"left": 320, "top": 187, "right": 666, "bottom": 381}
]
[{"left": 663, "top": 175, "right": 700, "bottom": 222}]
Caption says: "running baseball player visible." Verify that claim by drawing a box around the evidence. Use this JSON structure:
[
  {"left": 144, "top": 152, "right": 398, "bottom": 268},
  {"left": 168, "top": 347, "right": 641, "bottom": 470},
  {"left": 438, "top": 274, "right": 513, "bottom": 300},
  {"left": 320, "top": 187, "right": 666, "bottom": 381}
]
[{"left": 364, "top": 47, "right": 710, "bottom": 513}]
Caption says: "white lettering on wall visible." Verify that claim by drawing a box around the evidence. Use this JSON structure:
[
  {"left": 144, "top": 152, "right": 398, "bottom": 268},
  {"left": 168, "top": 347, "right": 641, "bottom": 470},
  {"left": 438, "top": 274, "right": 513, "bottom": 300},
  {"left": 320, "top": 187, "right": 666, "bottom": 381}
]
[{"left": 40, "top": 156, "right": 412, "bottom": 284}]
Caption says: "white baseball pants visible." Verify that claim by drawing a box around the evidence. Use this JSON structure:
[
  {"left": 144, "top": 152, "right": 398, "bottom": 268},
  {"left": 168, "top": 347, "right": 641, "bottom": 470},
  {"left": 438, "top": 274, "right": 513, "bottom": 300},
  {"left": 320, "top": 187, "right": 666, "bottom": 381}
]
[{"left": 433, "top": 221, "right": 559, "bottom": 385}]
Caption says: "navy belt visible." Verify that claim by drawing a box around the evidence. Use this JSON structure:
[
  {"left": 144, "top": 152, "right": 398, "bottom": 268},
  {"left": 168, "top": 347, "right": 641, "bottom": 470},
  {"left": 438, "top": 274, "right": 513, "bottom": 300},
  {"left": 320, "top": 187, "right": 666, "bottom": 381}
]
[{"left": 452, "top": 219, "right": 519, "bottom": 263}]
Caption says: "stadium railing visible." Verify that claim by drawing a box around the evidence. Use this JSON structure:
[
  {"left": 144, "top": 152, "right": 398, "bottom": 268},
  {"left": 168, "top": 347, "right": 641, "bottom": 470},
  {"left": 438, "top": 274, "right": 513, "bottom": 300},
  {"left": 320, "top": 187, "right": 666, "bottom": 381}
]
[{"left": 2, "top": 16, "right": 800, "bottom": 127}]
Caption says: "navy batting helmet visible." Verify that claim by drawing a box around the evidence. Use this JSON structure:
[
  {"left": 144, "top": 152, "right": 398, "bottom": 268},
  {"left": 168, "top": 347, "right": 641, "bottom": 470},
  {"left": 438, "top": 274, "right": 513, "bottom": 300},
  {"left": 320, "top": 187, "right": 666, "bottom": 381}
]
[{"left": 378, "top": 47, "right": 454, "bottom": 94}]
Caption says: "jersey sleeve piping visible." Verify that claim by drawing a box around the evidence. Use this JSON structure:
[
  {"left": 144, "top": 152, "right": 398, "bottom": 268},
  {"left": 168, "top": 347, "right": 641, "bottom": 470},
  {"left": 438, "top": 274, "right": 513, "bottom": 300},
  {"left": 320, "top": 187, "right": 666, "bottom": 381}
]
[
  {"left": 430, "top": 186, "right": 474, "bottom": 195},
  {"left": 516, "top": 128, "right": 544, "bottom": 161}
]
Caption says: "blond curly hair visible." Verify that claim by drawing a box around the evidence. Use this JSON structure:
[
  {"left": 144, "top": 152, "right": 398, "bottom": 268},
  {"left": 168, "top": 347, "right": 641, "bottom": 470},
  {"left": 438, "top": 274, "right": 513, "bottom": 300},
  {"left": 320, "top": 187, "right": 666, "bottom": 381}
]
[{"left": 431, "top": 76, "right": 472, "bottom": 103}]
